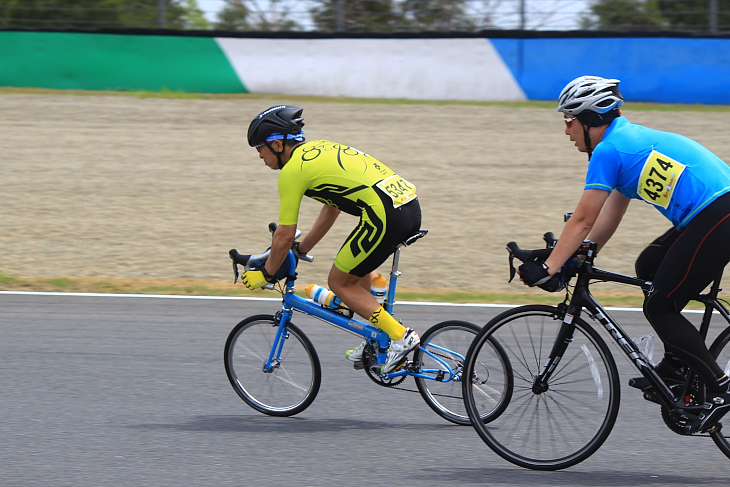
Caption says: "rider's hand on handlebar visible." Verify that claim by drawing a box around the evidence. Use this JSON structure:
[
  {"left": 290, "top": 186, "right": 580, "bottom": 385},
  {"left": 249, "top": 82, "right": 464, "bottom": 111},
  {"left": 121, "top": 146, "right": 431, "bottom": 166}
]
[
  {"left": 242, "top": 268, "right": 276, "bottom": 290},
  {"left": 518, "top": 261, "right": 565, "bottom": 293},
  {"left": 292, "top": 241, "right": 306, "bottom": 258}
]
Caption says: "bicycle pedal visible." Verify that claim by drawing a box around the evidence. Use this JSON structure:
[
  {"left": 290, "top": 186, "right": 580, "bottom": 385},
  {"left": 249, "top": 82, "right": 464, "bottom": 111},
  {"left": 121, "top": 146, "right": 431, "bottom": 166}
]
[
  {"left": 352, "top": 360, "right": 364, "bottom": 370},
  {"left": 390, "top": 357, "right": 408, "bottom": 372},
  {"left": 642, "top": 390, "right": 661, "bottom": 405}
]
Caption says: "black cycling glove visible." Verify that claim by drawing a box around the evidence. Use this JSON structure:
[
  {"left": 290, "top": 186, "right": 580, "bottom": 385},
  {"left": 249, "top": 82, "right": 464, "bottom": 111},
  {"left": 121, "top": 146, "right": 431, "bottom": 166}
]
[{"left": 519, "top": 261, "right": 564, "bottom": 293}]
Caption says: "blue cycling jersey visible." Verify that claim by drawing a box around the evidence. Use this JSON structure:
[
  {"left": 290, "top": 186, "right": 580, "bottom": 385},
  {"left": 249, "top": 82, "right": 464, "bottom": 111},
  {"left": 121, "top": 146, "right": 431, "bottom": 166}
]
[{"left": 585, "top": 117, "right": 730, "bottom": 229}]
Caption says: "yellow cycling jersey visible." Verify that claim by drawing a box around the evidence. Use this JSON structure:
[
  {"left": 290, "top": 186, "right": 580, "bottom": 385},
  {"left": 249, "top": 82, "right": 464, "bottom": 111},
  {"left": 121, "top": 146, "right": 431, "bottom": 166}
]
[{"left": 277, "top": 140, "right": 417, "bottom": 225}]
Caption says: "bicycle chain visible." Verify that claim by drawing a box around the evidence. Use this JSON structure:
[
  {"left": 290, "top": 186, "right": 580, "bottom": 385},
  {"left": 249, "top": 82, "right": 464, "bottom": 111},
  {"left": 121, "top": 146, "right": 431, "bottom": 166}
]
[
  {"left": 388, "top": 382, "right": 463, "bottom": 400},
  {"left": 370, "top": 348, "right": 465, "bottom": 400},
  {"left": 322, "top": 322, "right": 466, "bottom": 400},
  {"left": 660, "top": 384, "right": 730, "bottom": 438}
]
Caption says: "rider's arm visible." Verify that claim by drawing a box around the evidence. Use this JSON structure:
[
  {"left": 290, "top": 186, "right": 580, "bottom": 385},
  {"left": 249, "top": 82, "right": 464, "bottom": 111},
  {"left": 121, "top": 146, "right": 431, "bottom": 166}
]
[
  {"left": 544, "top": 189, "right": 609, "bottom": 275},
  {"left": 264, "top": 224, "right": 297, "bottom": 276},
  {"left": 587, "top": 190, "right": 630, "bottom": 252},
  {"left": 298, "top": 205, "right": 341, "bottom": 254}
]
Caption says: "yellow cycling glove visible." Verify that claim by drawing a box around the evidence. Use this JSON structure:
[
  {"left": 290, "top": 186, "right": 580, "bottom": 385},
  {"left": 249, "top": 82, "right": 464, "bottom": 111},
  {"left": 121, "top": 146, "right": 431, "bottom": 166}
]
[{"left": 242, "top": 268, "right": 275, "bottom": 289}]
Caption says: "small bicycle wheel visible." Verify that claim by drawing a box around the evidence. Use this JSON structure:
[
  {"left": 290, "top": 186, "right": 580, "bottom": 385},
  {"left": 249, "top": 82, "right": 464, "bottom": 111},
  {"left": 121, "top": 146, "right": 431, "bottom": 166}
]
[
  {"left": 708, "top": 322, "right": 730, "bottom": 458},
  {"left": 414, "top": 320, "right": 512, "bottom": 425},
  {"left": 224, "top": 314, "right": 321, "bottom": 417},
  {"left": 463, "top": 305, "right": 621, "bottom": 470}
]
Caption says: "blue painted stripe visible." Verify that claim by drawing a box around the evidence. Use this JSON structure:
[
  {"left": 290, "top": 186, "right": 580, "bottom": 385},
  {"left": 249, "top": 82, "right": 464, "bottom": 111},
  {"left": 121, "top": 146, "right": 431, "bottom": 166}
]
[{"left": 490, "top": 37, "right": 730, "bottom": 105}]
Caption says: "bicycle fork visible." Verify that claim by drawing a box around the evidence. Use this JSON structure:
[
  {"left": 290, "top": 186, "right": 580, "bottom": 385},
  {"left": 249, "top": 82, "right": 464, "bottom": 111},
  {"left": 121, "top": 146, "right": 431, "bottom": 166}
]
[
  {"left": 533, "top": 304, "right": 581, "bottom": 393},
  {"left": 262, "top": 309, "right": 295, "bottom": 373}
]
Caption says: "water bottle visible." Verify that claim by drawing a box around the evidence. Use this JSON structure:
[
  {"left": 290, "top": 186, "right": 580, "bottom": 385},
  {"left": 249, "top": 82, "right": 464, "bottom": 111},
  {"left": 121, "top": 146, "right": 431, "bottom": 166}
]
[
  {"left": 370, "top": 273, "right": 388, "bottom": 305},
  {"left": 633, "top": 333, "right": 655, "bottom": 365},
  {"left": 305, "top": 284, "right": 349, "bottom": 314}
]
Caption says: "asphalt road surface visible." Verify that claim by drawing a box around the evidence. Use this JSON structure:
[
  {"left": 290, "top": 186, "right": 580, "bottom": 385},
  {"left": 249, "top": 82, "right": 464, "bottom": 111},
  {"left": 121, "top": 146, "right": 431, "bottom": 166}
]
[{"left": 2, "top": 293, "right": 729, "bottom": 486}]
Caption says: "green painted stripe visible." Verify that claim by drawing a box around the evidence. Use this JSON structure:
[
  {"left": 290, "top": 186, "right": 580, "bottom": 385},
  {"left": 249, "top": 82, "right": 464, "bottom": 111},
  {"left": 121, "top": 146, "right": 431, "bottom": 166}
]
[{"left": 0, "top": 31, "right": 247, "bottom": 93}]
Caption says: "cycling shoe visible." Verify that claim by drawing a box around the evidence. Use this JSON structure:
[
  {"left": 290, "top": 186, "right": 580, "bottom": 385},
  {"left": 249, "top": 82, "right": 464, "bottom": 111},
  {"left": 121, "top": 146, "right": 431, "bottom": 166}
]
[
  {"left": 629, "top": 359, "right": 687, "bottom": 392},
  {"left": 684, "top": 393, "right": 730, "bottom": 433}
]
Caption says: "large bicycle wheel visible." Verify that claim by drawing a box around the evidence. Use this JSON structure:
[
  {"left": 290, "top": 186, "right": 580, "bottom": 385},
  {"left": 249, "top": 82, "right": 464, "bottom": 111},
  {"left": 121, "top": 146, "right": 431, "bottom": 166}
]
[
  {"left": 414, "top": 320, "right": 512, "bottom": 425},
  {"left": 463, "top": 305, "right": 621, "bottom": 470},
  {"left": 224, "top": 314, "right": 321, "bottom": 417},
  {"left": 708, "top": 320, "right": 730, "bottom": 458}
]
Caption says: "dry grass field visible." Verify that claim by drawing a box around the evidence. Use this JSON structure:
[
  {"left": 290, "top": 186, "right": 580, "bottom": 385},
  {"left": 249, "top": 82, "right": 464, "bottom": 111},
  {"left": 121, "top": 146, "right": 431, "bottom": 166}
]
[{"left": 2, "top": 90, "right": 730, "bottom": 301}]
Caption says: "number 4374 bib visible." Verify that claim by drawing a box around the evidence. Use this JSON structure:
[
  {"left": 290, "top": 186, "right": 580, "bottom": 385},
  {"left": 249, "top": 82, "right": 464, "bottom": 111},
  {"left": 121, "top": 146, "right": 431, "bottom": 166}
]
[{"left": 637, "top": 150, "right": 686, "bottom": 209}]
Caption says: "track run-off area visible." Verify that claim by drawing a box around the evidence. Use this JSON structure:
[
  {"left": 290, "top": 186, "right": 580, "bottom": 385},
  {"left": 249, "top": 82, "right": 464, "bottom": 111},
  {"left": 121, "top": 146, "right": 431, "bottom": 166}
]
[{"left": 3, "top": 291, "right": 730, "bottom": 486}]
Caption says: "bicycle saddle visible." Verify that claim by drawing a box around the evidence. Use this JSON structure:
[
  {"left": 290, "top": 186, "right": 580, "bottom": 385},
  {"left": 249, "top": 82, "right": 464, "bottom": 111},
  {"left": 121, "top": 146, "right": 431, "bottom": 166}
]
[{"left": 403, "top": 230, "right": 428, "bottom": 247}]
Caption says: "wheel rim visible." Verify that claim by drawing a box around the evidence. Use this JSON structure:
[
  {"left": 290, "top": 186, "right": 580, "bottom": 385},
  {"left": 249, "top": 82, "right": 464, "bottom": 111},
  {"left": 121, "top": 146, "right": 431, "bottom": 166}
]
[
  {"left": 416, "top": 325, "right": 478, "bottom": 422},
  {"left": 466, "top": 308, "right": 619, "bottom": 468},
  {"left": 228, "top": 320, "right": 316, "bottom": 413}
]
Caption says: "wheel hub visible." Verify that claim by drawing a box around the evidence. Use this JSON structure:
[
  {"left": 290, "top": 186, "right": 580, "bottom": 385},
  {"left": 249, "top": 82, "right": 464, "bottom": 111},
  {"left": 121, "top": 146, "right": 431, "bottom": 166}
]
[{"left": 532, "top": 380, "right": 549, "bottom": 394}]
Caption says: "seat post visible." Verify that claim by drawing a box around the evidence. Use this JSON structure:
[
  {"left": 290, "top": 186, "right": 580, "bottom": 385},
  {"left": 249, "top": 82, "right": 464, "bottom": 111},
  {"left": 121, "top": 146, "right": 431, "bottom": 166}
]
[
  {"left": 390, "top": 245, "right": 403, "bottom": 277},
  {"left": 381, "top": 246, "right": 404, "bottom": 314}
]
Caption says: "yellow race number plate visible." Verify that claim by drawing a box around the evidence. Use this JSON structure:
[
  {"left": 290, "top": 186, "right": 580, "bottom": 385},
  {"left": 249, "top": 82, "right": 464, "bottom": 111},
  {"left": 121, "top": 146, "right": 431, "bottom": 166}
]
[
  {"left": 376, "top": 175, "right": 417, "bottom": 208},
  {"left": 637, "top": 150, "right": 685, "bottom": 209}
]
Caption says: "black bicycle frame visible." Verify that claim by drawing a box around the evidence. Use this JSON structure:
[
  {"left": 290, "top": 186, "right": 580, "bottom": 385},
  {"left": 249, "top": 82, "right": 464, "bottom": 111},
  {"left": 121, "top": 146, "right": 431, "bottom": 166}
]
[{"left": 534, "top": 241, "right": 723, "bottom": 411}]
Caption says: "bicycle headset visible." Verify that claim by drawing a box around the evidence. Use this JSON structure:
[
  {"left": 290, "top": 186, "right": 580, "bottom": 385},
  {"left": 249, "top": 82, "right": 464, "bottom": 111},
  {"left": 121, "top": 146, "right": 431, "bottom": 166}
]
[
  {"left": 248, "top": 105, "right": 306, "bottom": 169},
  {"left": 557, "top": 76, "right": 624, "bottom": 159}
]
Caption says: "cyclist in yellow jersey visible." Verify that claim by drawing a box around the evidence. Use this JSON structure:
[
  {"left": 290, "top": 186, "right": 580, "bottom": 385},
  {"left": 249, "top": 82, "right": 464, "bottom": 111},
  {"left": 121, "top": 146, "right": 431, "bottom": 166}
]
[{"left": 241, "top": 105, "right": 422, "bottom": 373}]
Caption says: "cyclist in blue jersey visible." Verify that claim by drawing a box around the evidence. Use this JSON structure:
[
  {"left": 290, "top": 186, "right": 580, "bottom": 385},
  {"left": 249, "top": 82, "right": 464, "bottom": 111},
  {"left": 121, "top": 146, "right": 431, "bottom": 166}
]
[{"left": 519, "top": 76, "right": 730, "bottom": 429}]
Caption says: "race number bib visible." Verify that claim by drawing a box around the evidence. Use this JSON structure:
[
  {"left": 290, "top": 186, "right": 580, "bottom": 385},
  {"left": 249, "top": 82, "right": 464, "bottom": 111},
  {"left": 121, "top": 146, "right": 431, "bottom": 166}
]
[
  {"left": 637, "top": 150, "right": 686, "bottom": 209},
  {"left": 376, "top": 175, "right": 417, "bottom": 208}
]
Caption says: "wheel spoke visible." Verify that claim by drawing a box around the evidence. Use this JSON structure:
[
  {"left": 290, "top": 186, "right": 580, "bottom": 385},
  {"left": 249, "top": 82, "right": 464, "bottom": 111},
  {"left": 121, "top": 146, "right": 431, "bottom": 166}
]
[
  {"left": 224, "top": 316, "right": 321, "bottom": 416},
  {"left": 415, "top": 321, "right": 511, "bottom": 426},
  {"left": 464, "top": 306, "right": 620, "bottom": 470}
]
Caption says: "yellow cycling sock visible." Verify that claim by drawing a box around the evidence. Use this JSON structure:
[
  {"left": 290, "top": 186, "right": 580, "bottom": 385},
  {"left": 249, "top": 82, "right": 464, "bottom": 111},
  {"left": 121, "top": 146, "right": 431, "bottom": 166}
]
[{"left": 368, "top": 307, "right": 406, "bottom": 341}]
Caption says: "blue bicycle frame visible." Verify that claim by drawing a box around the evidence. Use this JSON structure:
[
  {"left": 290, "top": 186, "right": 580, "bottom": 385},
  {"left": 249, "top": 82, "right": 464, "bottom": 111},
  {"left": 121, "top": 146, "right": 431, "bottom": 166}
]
[{"left": 262, "top": 246, "right": 458, "bottom": 382}]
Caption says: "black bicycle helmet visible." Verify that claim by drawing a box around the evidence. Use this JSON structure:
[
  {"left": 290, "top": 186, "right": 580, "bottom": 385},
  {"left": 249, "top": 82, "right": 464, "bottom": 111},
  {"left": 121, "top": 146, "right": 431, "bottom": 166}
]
[{"left": 247, "top": 105, "right": 305, "bottom": 147}]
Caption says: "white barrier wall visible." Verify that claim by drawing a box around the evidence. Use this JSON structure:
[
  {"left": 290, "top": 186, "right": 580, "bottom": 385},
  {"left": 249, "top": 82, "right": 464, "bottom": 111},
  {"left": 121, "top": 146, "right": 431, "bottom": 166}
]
[
  {"left": 215, "top": 37, "right": 527, "bottom": 101},
  {"left": 3, "top": 31, "right": 730, "bottom": 104}
]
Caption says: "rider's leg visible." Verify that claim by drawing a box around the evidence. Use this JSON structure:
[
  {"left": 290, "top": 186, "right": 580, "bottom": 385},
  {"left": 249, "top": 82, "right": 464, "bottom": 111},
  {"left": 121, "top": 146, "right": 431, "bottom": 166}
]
[
  {"left": 643, "top": 193, "right": 730, "bottom": 393},
  {"left": 630, "top": 228, "right": 687, "bottom": 386},
  {"left": 358, "top": 271, "right": 377, "bottom": 291},
  {"left": 332, "top": 197, "right": 422, "bottom": 368},
  {"left": 634, "top": 227, "right": 677, "bottom": 282},
  {"left": 329, "top": 265, "right": 406, "bottom": 340}
]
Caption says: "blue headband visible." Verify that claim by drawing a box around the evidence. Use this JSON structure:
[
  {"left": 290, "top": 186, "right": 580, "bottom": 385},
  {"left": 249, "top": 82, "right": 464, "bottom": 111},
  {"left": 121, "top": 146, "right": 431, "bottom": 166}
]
[{"left": 265, "top": 131, "right": 305, "bottom": 143}]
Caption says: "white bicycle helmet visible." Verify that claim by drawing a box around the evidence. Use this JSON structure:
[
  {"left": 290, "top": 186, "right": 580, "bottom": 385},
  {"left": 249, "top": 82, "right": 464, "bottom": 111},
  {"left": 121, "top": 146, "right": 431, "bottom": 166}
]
[{"left": 557, "top": 76, "right": 623, "bottom": 115}]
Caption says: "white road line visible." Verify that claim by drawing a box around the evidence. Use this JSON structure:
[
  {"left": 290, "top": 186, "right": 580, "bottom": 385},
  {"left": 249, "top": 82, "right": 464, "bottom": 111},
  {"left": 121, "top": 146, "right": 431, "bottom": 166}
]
[
  {"left": 3, "top": 289, "right": 717, "bottom": 314},
  {"left": 0, "top": 289, "right": 657, "bottom": 312}
]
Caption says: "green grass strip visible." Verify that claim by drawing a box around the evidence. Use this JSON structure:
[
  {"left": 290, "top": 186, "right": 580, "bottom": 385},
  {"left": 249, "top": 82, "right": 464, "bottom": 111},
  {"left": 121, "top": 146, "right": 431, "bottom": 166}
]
[
  {"left": 1, "top": 86, "right": 729, "bottom": 112},
  {"left": 0, "top": 270, "right": 656, "bottom": 308}
]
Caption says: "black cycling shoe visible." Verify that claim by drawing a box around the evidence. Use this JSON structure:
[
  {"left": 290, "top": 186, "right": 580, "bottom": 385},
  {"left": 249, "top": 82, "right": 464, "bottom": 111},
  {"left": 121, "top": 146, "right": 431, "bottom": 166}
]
[
  {"left": 628, "top": 359, "right": 687, "bottom": 393},
  {"left": 685, "top": 392, "right": 730, "bottom": 433}
]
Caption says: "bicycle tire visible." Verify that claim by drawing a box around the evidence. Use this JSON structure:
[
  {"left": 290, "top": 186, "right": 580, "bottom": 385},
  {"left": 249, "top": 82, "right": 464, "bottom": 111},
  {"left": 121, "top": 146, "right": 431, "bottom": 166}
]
[
  {"left": 708, "top": 321, "right": 730, "bottom": 458},
  {"left": 463, "top": 305, "right": 621, "bottom": 470},
  {"left": 224, "top": 314, "right": 321, "bottom": 417},
  {"left": 414, "top": 320, "right": 512, "bottom": 425}
]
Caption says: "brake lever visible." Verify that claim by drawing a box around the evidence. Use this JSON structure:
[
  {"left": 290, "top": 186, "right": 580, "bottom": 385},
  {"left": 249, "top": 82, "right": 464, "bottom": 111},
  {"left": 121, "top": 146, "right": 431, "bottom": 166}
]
[
  {"left": 507, "top": 249, "right": 516, "bottom": 283},
  {"left": 269, "top": 221, "right": 303, "bottom": 240},
  {"left": 232, "top": 261, "right": 276, "bottom": 289}
]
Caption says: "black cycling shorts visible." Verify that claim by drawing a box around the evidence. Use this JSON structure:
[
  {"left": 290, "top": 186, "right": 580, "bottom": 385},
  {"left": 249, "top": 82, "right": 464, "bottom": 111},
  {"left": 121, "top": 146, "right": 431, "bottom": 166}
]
[{"left": 334, "top": 194, "right": 422, "bottom": 278}]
